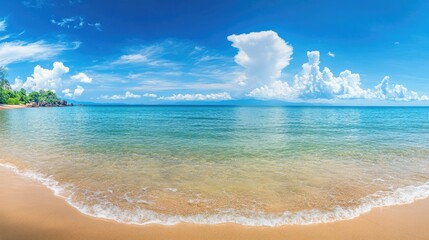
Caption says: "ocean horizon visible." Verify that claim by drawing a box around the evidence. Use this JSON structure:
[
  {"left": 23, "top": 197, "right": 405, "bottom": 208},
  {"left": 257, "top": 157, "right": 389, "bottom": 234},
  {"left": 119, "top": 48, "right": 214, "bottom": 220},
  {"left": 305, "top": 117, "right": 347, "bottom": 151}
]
[{"left": 1, "top": 105, "right": 428, "bottom": 226}]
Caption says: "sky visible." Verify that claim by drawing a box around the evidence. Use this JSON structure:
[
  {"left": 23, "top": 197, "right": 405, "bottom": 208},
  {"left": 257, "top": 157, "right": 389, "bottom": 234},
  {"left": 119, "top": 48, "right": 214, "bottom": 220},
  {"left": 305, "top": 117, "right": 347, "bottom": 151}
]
[{"left": 1, "top": 0, "right": 429, "bottom": 105}]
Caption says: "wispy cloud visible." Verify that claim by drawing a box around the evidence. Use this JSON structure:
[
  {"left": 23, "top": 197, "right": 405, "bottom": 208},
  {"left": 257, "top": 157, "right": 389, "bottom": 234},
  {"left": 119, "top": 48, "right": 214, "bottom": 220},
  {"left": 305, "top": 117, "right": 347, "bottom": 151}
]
[
  {"left": 52, "top": 16, "right": 102, "bottom": 31},
  {"left": 0, "top": 41, "right": 80, "bottom": 65},
  {"left": 99, "top": 91, "right": 157, "bottom": 100},
  {"left": 22, "top": 0, "right": 47, "bottom": 8},
  {"left": 52, "top": 17, "right": 84, "bottom": 29},
  {"left": 68, "top": 0, "right": 81, "bottom": 5},
  {"left": 158, "top": 92, "right": 232, "bottom": 101},
  {"left": 0, "top": 18, "right": 6, "bottom": 32},
  {"left": 328, "top": 51, "right": 335, "bottom": 57}
]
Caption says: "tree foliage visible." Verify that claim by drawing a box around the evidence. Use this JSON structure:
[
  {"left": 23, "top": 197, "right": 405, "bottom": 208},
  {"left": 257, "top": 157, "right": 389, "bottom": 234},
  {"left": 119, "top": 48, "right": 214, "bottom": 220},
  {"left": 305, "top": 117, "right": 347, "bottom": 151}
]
[{"left": 0, "top": 66, "right": 61, "bottom": 105}]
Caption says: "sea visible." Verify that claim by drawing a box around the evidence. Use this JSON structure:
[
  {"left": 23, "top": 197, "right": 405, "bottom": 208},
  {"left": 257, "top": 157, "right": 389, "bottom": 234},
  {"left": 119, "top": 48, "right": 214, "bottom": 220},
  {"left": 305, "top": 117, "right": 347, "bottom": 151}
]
[{"left": 1, "top": 106, "right": 429, "bottom": 226}]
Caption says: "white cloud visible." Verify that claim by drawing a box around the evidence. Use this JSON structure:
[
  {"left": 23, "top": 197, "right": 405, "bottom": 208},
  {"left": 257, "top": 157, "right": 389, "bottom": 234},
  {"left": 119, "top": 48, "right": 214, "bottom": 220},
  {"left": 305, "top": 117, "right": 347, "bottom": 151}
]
[
  {"left": 62, "top": 88, "right": 73, "bottom": 98},
  {"left": 71, "top": 72, "right": 92, "bottom": 83},
  {"left": 14, "top": 62, "right": 70, "bottom": 92},
  {"left": 0, "top": 19, "right": 6, "bottom": 32},
  {"left": 87, "top": 22, "right": 102, "bottom": 31},
  {"left": 0, "top": 34, "right": 10, "bottom": 41},
  {"left": 373, "top": 76, "right": 428, "bottom": 101},
  {"left": 11, "top": 78, "right": 24, "bottom": 91},
  {"left": 142, "top": 93, "right": 157, "bottom": 98},
  {"left": 11, "top": 62, "right": 86, "bottom": 98},
  {"left": 0, "top": 41, "right": 79, "bottom": 65},
  {"left": 51, "top": 17, "right": 84, "bottom": 29},
  {"left": 115, "top": 54, "right": 148, "bottom": 64},
  {"left": 246, "top": 50, "right": 428, "bottom": 102},
  {"left": 73, "top": 85, "right": 84, "bottom": 97},
  {"left": 227, "top": 30, "right": 293, "bottom": 89},
  {"left": 248, "top": 80, "right": 295, "bottom": 100},
  {"left": 100, "top": 91, "right": 157, "bottom": 100},
  {"left": 292, "top": 51, "right": 370, "bottom": 99},
  {"left": 62, "top": 85, "right": 84, "bottom": 98},
  {"left": 328, "top": 51, "right": 335, "bottom": 57},
  {"left": 52, "top": 16, "right": 102, "bottom": 31},
  {"left": 158, "top": 92, "right": 232, "bottom": 101}
]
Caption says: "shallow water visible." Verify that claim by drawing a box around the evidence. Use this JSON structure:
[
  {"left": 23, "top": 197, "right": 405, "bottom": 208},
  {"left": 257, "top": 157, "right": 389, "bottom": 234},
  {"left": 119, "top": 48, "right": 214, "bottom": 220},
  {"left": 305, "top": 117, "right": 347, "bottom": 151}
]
[{"left": 1, "top": 106, "right": 429, "bottom": 226}]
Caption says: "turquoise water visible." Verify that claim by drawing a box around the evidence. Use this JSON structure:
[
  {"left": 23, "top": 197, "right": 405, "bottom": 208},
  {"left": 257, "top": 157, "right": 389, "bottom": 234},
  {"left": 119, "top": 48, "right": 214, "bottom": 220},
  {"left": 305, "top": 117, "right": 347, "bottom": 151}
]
[{"left": 1, "top": 106, "right": 429, "bottom": 226}]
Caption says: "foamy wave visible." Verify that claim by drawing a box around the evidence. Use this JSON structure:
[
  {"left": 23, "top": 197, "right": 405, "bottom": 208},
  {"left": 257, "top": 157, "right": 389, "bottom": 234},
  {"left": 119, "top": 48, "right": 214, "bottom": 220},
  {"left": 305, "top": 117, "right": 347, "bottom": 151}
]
[{"left": 2, "top": 162, "right": 429, "bottom": 227}]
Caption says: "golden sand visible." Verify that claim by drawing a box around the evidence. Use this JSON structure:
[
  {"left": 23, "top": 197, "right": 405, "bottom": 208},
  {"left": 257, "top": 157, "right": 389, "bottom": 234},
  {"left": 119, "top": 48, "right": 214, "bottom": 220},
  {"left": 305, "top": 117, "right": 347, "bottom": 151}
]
[
  {"left": 1, "top": 167, "right": 429, "bottom": 240},
  {"left": 0, "top": 104, "right": 27, "bottom": 110}
]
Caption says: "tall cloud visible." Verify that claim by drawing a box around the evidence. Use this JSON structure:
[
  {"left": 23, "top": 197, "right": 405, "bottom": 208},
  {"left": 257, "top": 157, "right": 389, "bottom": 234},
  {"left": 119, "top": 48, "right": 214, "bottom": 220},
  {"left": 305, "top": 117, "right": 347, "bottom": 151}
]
[
  {"left": 227, "top": 30, "right": 293, "bottom": 89},
  {"left": 19, "top": 62, "right": 70, "bottom": 91},
  {"left": 230, "top": 31, "right": 428, "bottom": 102}
]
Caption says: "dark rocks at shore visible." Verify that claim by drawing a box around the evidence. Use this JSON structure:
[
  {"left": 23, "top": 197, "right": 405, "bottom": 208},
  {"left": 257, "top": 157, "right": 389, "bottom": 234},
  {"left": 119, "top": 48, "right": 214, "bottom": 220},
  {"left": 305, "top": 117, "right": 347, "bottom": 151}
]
[{"left": 27, "top": 100, "right": 74, "bottom": 108}]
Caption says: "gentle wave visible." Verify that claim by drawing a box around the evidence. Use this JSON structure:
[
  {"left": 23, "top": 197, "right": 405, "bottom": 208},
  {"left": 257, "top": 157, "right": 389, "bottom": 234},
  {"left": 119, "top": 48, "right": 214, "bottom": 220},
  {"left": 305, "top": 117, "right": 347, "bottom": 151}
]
[{"left": 2, "top": 162, "right": 429, "bottom": 227}]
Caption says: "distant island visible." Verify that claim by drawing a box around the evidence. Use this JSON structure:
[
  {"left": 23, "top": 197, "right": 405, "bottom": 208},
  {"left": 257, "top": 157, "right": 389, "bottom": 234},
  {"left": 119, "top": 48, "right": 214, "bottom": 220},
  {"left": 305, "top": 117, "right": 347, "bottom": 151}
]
[{"left": 0, "top": 67, "right": 71, "bottom": 108}]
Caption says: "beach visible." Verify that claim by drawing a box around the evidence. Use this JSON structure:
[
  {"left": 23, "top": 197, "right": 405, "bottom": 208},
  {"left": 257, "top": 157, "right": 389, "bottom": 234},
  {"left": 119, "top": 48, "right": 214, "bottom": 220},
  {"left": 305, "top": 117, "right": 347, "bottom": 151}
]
[
  {"left": 1, "top": 166, "right": 429, "bottom": 240},
  {"left": 1, "top": 106, "right": 429, "bottom": 239},
  {"left": 0, "top": 104, "right": 27, "bottom": 110}
]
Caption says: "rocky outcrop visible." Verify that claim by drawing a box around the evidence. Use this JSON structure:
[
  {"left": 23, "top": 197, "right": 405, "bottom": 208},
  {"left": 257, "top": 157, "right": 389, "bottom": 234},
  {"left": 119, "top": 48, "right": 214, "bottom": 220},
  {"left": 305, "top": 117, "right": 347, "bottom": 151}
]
[{"left": 26, "top": 100, "right": 73, "bottom": 108}]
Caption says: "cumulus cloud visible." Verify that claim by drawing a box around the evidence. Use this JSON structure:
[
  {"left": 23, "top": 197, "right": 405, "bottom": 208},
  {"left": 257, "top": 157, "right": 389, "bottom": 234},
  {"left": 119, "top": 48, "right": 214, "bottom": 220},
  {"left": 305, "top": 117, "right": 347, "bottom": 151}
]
[
  {"left": 71, "top": 72, "right": 92, "bottom": 83},
  {"left": 228, "top": 31, "right": 427, "bottom": 102},
  {"left": 10, "top": 62, "right": 87, "bottom": 98},
  {"left": 62, "top": 85, "right": 84, "bottom": 98},
  {"left": 373, "top": 76, "right": 428, "bottom": 101},
  {"left": 11, "top": 78, "right": 24, "bottom": 91},
  {"left": 246, "top": 50, "right": 428, "bottom": 102},
  {"left": 227, "top": 30, "right": 293, "bottom": 89},
  {"left": 0, "top": 19, "right": 6, "bottom": 32},
  {"left": 158, "top": 92, "right": 232, "bottom": 101},
  {"left": 62, "top": 88, "right": 72, "bottom": 97},
  {"left": 100, "top": 91, "right": 157, "bottom": 100},
  {"left": 0, "top": 41, "right": 80, "bottom": 65},
  {"left": 15, "top": 62, "right": 70, "bottom": 92}
]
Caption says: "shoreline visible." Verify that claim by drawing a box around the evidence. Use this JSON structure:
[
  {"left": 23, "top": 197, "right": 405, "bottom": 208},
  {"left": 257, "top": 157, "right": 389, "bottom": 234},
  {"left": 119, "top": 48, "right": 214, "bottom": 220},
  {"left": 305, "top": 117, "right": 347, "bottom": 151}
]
[
  {"left": 0, "top": 104, "right": 28, "bottom": 110},
  {"left": 1, "top": 167, "right": 429, "bottom": 239}
]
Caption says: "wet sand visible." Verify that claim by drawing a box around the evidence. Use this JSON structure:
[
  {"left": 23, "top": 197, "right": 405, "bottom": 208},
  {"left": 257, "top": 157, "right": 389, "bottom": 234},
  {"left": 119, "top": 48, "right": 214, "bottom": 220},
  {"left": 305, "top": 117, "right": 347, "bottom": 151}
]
[{"left": 1, "top": 167, "right": 429, "bottom": 240}]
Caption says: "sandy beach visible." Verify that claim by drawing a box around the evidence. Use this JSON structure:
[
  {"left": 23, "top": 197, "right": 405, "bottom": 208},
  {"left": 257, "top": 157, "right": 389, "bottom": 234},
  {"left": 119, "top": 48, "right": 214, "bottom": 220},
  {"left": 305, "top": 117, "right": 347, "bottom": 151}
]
[
  {"left": 1, "top": 167, "right": 428, "bottom": 240},
  {"left": 0, "top": 104, "right": 27, "bottom": 110}
]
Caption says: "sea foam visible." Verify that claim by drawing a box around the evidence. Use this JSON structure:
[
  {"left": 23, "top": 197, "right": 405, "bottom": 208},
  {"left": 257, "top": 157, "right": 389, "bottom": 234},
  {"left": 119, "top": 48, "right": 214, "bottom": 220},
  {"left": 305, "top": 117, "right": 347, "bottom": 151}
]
[{"left": 2, "top": 162, "right": 429, "bottom": 227}]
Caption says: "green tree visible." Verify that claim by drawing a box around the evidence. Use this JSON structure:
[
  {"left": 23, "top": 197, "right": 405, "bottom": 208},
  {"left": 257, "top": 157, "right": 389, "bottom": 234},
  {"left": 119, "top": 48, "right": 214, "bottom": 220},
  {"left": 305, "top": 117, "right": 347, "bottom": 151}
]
[
  {"left": 18, "top": 88, "right": 30, "bottom": 104},
  {"left": 29, "top": 91, "right": 41, "bottom": 103},
  {"left": 0, "top": 66, "right": 10, "bottom": 103},
  {"left": 0, "top": 67, "right": 62, "bottom": 105}
]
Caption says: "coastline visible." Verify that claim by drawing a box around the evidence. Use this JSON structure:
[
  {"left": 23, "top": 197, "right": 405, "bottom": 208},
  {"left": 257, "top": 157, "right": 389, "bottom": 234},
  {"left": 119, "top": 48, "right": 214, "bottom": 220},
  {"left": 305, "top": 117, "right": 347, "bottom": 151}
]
[
  {"left": 1, "top": 167, "right": 429, "bottom": 240},
  {"left": 0, "top": 104, "right": 28, "bottom": 110}
]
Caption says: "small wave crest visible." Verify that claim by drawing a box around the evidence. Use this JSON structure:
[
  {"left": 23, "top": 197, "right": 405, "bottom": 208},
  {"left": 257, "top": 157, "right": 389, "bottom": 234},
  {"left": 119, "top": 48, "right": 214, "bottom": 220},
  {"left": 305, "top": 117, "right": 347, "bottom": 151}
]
[{"left": 2, "top": 162, "right": 429, "bottom": 227}]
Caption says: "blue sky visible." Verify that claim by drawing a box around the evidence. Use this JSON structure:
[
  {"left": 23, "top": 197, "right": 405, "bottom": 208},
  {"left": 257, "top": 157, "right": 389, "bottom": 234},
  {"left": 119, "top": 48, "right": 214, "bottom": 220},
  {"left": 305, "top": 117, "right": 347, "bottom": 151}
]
[{"left": 1, "top": 0, "right": 429, "bottom": 105}]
